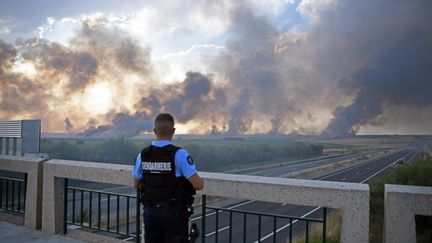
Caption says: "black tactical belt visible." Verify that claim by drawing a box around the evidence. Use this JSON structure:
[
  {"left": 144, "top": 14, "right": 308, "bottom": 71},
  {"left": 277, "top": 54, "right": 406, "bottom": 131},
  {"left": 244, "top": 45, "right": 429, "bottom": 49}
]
[{"left": 145, "top": 201, "right": 178, "bottom": 208}]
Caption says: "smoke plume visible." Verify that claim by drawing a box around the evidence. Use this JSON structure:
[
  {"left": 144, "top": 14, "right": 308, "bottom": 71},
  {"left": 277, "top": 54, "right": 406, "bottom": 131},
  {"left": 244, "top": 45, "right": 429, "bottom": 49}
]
[
  {"left": 321, "top": 0, "right": 432, "bottom": 136},
  {"left": 1, "top": 0, "right": 431, "bottom": 137}
]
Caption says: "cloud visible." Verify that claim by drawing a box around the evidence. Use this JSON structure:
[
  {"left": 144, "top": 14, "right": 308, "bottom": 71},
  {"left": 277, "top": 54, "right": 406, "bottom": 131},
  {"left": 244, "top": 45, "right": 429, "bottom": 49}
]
[
  {"left": 1, "top": 0, "right": 431, "bottom": 136},
  {"left": 0, "top": 19, "right": 11, "bottom": 35}
]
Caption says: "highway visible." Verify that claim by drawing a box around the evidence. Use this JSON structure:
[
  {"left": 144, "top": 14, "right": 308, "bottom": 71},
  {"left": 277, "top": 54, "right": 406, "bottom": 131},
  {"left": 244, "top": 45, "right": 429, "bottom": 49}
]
[
  {"left": 61, "top": 142, "right": 423, "bottom": 242},
  {"left": 192, "top": 147, "right": 418, "bottom": 243}
]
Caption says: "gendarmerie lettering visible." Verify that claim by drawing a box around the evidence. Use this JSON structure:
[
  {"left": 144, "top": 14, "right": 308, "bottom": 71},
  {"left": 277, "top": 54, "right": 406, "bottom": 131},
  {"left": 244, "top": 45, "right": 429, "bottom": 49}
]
[{"left": 142, "top": 161, "right": 172, "bottom": 171}]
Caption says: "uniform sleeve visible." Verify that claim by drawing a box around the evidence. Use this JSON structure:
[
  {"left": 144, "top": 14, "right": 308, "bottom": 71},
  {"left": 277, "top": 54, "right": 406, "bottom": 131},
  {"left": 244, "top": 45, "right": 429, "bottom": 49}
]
[
  {"left": 175, "top": 148, "right": 198, "bottom": 179},
  {"left": 131, "top": 153, "right": 144, "bottom": 180}
]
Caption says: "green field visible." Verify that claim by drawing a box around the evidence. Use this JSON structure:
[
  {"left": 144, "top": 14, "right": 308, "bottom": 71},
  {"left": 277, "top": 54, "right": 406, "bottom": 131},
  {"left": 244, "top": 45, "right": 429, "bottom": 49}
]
[{"left": 41, "top": 137, "right": 328, "bottom": 172}]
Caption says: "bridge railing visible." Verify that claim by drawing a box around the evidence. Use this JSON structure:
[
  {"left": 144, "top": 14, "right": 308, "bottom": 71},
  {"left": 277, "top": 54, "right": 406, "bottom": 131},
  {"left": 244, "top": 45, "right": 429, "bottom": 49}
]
[
  {"left": 0, "top": 154, "right": 46, "bottom": 229},
  {"left": 3, "top": 155, "right": 432, "bottom": 242},
  {"left": 39, "top": 158, "right": 370, "bottom": 243},
  {"left": 63, "top": 180, "right": 141, "bottom": 242},
  {"left": 0, "top": 175, "right": 27, "bottom": 215},
  {"left": 200, "top": 194, "right": 327, "bottom": 243},
  {"left": 384, "top": 184, "right": 432, "bottom": 243}
]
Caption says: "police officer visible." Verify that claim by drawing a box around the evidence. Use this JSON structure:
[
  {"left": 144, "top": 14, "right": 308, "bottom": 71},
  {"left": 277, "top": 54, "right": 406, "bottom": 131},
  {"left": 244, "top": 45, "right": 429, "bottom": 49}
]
[{"left": 132, "top": 113, "right": 204, "bottom": 243}]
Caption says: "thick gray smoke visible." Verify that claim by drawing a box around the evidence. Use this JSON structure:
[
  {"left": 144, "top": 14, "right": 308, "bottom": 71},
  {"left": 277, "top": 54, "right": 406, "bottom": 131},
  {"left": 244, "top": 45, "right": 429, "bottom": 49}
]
[
  {"left": 0, "top": 39, "right": 50, "bottom": 115},
  {"left": 213, "top": 6, "right": 299, "bottom": 134},
  {"left": 65, "top": 118, "right": 74, "bottom": 133},
  {"left": 0, "top": 19, "right": 155, "bottom": 133},
  {"left": 2, "top": 0, "right": 432, "bottom": 137},
  {"left": 322, "top": 0, "right": 432, "bottom": 137},
  {"left": 78, "top": 71, "right": 224, "bottom": 137}
]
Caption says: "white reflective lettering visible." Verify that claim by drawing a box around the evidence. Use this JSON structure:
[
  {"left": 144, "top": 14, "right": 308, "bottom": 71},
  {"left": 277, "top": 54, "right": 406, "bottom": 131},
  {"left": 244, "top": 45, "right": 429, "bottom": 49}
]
[{"left": 142, "top": 161, "right": 172, "bottom": 171}]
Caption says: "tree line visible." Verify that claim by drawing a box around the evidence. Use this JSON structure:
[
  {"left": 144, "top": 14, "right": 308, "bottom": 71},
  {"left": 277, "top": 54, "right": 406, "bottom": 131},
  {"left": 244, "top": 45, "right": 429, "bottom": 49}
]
[{"left": 41, "top": 138, "right": 324, "bottom": 172}]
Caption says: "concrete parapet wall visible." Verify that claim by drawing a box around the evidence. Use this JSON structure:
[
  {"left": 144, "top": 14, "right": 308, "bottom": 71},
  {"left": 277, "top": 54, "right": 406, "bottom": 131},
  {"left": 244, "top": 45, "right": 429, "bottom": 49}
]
[
  {"left": 384, "top": 184, "right": 432, "bottom": 243},
  {"left": 41, "top": 159, "right": 370, "bottom": 242},
  {"left": 41, "top": 159, "right": 132, "bottom": 233},
  {"left": 200, "top": 172, "right": 370, "bottom": 243},
  {"left": 0, "top": 155, "right": 47, "bottom": 229}
]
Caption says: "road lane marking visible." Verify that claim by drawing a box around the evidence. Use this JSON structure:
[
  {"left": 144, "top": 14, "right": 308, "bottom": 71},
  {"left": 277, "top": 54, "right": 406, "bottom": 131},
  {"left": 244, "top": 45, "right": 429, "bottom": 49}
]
[
  {"left": 281, "top": 203, "right": 288, "bottom": 206},
  {"left": 360, "top": 158, "right": 402, "bottom": 183},
  {"left": 252, "top": 154, "right": 411, "bottom": 242},
  {"left": 205, "top": 226, "right": 230, "bottom": 237},
  {"left": 317, "top": 159, "right": 374, "bottom": 179},
  {"left": 253, "top": 207, "right": 321, "bottom": 243},
  {"left": 191, "top": 200, "right": 255, "bottom": 221}
]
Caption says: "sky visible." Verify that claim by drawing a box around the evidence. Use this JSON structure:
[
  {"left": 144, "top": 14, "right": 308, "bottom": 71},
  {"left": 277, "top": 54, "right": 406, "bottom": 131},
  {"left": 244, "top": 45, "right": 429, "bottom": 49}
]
[{"left": 0, "top": 0, "right": 431, "bottom": 136}]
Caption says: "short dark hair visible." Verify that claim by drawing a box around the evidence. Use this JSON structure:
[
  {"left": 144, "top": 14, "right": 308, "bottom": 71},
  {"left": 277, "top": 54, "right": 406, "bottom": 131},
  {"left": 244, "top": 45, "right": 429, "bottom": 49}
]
[{"left": 154, "top": 113, "right": 175, "bottom": 136}]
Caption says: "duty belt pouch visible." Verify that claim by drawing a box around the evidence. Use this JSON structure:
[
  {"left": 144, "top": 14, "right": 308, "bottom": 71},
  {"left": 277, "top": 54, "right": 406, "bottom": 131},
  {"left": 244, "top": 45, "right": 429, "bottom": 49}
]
[{"left": 179, "top": 205, "right": 193, "bottom": 221}]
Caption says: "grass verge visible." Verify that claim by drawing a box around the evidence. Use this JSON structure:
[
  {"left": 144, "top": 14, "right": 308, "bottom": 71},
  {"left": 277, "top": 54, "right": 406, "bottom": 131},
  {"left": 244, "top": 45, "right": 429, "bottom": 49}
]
[{"left": 369, "top": 153, "right": 432, "bottom": 243}]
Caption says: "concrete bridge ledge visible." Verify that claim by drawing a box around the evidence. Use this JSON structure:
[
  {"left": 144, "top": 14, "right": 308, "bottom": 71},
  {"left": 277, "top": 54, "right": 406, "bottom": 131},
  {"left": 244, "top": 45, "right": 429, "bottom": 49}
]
[
  {"left": 0, "top": 154, "right": 47, "bottom": 229},
  {"left": 384, "top": 184, "right": 432, "bottom": 243}
]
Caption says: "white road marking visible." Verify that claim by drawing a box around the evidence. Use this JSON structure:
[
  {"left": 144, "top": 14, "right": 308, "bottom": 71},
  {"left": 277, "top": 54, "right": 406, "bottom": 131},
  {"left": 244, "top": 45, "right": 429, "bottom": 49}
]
[
  {"left": 205, "top": 226, "right": 230, "bottom": 237},
  {"left": 360, "top": 158, "right": 403, "bottom": 183},
  {"left": 253, "top": 207, "right": 321, "bottom": 243},
  {"left": 252, "top": 154, "right": 409, "bottom": 242},
  {"left": 281, "top": 203, "right": 288, "bottom": 206},
  {"left": 191, "top": 200, "right": 255, "bottom": 221}
]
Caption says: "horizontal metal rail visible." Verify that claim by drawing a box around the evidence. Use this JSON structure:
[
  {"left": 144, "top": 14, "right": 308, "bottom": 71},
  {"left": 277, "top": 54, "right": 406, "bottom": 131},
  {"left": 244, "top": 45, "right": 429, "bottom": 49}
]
[
  {"left": 0, "top": 175, "right": 27, "bottom": 215},
  {"left": 204, "top": 205, "right": 325, "bottom": 223},
  {"left": 63, "top": 179, "right": 141, "bottom": 242},
  {"left": 201, "top": 195, "right": 327, "bottom": 243}
]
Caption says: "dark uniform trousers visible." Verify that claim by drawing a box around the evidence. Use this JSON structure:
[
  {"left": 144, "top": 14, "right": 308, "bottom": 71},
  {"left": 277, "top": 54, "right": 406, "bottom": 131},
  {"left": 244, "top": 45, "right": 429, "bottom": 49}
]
[{"left": 144, "top": 204, "right": 188, "bottom": 243}]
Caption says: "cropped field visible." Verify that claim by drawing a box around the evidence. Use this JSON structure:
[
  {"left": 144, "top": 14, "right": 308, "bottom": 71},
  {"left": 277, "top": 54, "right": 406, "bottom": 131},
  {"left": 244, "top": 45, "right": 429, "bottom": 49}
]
[{"left": 317, "top": 135, "right": 417, "bottom": 149}]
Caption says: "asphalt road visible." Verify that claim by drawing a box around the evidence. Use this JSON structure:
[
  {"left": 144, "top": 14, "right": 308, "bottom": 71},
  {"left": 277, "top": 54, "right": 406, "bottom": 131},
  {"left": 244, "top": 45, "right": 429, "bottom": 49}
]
[
  {"left": 192, "top": 147, "right": 418, "bottom": 243},
  {"left": 60, "top": 143, "right": 422, "bottom": 242}
]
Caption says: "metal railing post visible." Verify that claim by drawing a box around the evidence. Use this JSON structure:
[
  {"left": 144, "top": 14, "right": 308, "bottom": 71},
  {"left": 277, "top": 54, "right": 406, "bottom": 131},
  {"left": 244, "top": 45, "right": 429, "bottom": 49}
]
[
  {"left": 229, "top": 211, "right": 233, "bottom": 243},
  {"left": 97, "top": 193, "right": 101, "bottom": 230},
  {"left": 289, "top": 218, "right": 292, "bottom": 243},
  {"left": 135, "top": 189, "right": 141, "bottom": 243},
  {"left": 63, "top": 178, "right": 68, "bottom": 234},
  {"left": 201, "top": 195, "right": 206, "bottom": 243},
  {"left": 72, "top": 189, "right": 75, "bottom": 224},
  {"left": 116, "top": 195, "right": 120, "bottom": 233},
  {"left": 323, "top": 207, "right": 327, "bottom": 243},
  {"left": 80, "top": 190, "right": 84, "bottom": 226},
  {"left": 17, "top": 180, "right": 21, "bottom": 212},
  {"left": 273, "top": 217, "right": 277, "bottom": 243},
  {"left": 23, "top": 174, "right": 27, "bottom": 213},
  {"left": 0, "top": 178, "right": 3, "bottom": 208},
  {"left": 89, "top": 191, "right": 92, "bottom": 228},
  {"left": 11, "top": 180, "right": 15, "bottom": 210},
  {"left": 107, "top": 194, "right": 110, "bottom": 230},
  {"left": 243, "top": 213, "right": 247, "bottom": 243},
  {"left": 258, "top": 215, "right": 262, "bottom": 243},
  {"left": 126, "top": 197, "right": 130, "bottom": 235}
]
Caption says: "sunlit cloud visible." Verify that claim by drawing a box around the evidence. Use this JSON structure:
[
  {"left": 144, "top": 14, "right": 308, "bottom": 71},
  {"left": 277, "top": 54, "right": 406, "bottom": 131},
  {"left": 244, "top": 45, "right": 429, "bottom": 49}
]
[{"left": 1, "top": 0, "right": 431, "bottom": 136}]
